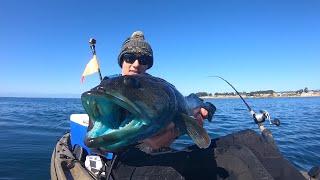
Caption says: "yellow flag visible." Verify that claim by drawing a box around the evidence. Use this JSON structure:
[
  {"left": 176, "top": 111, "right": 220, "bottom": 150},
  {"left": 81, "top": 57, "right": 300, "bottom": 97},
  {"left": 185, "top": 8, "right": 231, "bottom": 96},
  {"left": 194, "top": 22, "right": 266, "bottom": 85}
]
[{"left": 81, "top": 55, "right": 99, "bottom": 83}]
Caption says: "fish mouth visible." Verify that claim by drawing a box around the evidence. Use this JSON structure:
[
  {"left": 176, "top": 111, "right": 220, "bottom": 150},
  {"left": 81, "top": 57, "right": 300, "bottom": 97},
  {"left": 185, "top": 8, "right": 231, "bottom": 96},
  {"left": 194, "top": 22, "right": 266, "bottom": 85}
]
[{"left": 81, "top": 88, "right": 150, "bottom": 149}]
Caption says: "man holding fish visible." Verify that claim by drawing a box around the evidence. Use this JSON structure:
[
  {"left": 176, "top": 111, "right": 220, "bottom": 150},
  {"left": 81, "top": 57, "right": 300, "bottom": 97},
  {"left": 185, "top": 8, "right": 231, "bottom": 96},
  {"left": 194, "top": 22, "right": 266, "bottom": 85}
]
[{"left": 82, "top": 31, "right": 305, "bottom": 180}]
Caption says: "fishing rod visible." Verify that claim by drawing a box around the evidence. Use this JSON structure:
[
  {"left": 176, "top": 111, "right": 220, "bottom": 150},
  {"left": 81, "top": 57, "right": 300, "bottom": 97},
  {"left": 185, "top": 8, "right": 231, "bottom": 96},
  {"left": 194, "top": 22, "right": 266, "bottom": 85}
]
[
  {"left": 210, "top": 76, "right": 280, "bottom": 149},
  {"left": 213, "top": 76, "right": 320, "bottom": 180}
]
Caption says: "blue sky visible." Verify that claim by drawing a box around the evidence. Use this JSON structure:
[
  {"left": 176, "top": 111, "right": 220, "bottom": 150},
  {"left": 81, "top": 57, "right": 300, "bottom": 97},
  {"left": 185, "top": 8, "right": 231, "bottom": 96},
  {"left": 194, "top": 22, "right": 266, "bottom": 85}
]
[{"left": 1, "top": 0, "right": 319, "bottom": 98}]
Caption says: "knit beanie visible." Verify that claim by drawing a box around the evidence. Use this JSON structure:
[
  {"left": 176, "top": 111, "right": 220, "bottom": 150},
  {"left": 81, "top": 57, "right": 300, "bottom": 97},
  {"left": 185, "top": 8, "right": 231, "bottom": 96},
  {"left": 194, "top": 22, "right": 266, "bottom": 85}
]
[{"left": 118, "top": 31, "right": 154, "bottom": 69}]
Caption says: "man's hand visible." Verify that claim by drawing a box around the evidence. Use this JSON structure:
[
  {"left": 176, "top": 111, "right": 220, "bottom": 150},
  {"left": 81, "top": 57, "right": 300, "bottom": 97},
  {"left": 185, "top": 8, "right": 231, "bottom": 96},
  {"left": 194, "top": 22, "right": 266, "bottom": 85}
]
[
  {"left": 142, "top": 122, "right": 179, "bottom": 149},
  {"left": 142, "top": 108, "right": 209, "bottom": 150},
  {"left": 193, "top": 107, "right": 209, "bottom": 127}
]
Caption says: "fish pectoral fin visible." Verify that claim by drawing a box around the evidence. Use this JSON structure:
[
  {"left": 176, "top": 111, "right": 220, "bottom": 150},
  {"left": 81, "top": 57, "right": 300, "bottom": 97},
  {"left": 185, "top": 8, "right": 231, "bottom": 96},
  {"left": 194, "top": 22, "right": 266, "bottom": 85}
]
[{"left": 181, "top": 113, "right": 211, "bottom": 149}]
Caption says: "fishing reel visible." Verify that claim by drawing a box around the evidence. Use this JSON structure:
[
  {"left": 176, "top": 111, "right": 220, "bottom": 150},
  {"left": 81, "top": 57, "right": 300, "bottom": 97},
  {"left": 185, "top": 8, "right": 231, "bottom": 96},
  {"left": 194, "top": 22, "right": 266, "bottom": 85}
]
[{"left": 253, "top": 110, "right": 280, "bottom": 126}]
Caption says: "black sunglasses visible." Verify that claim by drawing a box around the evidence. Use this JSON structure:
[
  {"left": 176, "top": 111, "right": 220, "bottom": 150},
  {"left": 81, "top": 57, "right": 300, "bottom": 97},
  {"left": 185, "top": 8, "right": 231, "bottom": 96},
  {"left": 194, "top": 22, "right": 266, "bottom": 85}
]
[{"left": 122, "top": 54, "right": 151, "bottom": 66}]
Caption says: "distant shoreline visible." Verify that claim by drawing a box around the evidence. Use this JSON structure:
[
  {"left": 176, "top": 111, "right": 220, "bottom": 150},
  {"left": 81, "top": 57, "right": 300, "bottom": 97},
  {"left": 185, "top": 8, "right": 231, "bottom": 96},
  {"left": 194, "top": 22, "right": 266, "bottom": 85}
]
[{"left": 200, "top": 92, "right": 320, "bottom": 99}]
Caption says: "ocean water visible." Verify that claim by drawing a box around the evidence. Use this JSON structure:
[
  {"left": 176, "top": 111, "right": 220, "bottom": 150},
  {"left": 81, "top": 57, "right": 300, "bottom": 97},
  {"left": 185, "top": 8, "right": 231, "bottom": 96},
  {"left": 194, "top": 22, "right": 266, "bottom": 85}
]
[{"left": 0, "top": 97, "right": 319, "bottom": 179}]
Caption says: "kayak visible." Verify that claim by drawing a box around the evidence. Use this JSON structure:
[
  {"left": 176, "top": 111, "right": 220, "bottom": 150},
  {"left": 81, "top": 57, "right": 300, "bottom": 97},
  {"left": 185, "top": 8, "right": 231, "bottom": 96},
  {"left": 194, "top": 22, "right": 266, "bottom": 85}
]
[
  {"left": 51, "top": 132, "right": 94, "bottom": 180},
  {"left": 50, "top": 114, "right": 316, "bottom": 180}
]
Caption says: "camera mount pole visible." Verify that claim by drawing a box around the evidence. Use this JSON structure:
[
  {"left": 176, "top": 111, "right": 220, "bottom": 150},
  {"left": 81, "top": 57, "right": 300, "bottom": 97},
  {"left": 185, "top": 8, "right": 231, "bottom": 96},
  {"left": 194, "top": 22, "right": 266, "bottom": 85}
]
[{"left": 89, "top": 38, "right": 103, "bottom": 81}]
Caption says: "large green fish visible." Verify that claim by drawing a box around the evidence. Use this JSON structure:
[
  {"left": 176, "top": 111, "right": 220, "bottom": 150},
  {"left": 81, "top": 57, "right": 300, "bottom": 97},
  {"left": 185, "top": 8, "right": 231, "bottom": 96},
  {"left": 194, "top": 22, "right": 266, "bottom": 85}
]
[{"left": 81, "top": 74, "right": 212, "bottom": 151}]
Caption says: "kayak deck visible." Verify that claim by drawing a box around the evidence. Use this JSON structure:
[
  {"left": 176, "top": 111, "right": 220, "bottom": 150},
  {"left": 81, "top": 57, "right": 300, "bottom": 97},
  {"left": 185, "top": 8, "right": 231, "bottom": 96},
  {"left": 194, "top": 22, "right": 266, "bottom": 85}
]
[{"left": 50, "top": 132, "right": 94, "bottom": 180}]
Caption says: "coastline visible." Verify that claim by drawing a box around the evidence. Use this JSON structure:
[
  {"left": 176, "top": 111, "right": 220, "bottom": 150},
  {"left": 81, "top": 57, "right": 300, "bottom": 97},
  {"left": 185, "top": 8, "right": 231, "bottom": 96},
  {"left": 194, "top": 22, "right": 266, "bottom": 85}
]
[{"left": 200, "top": 92, "right": 320, "bottom": 99}]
